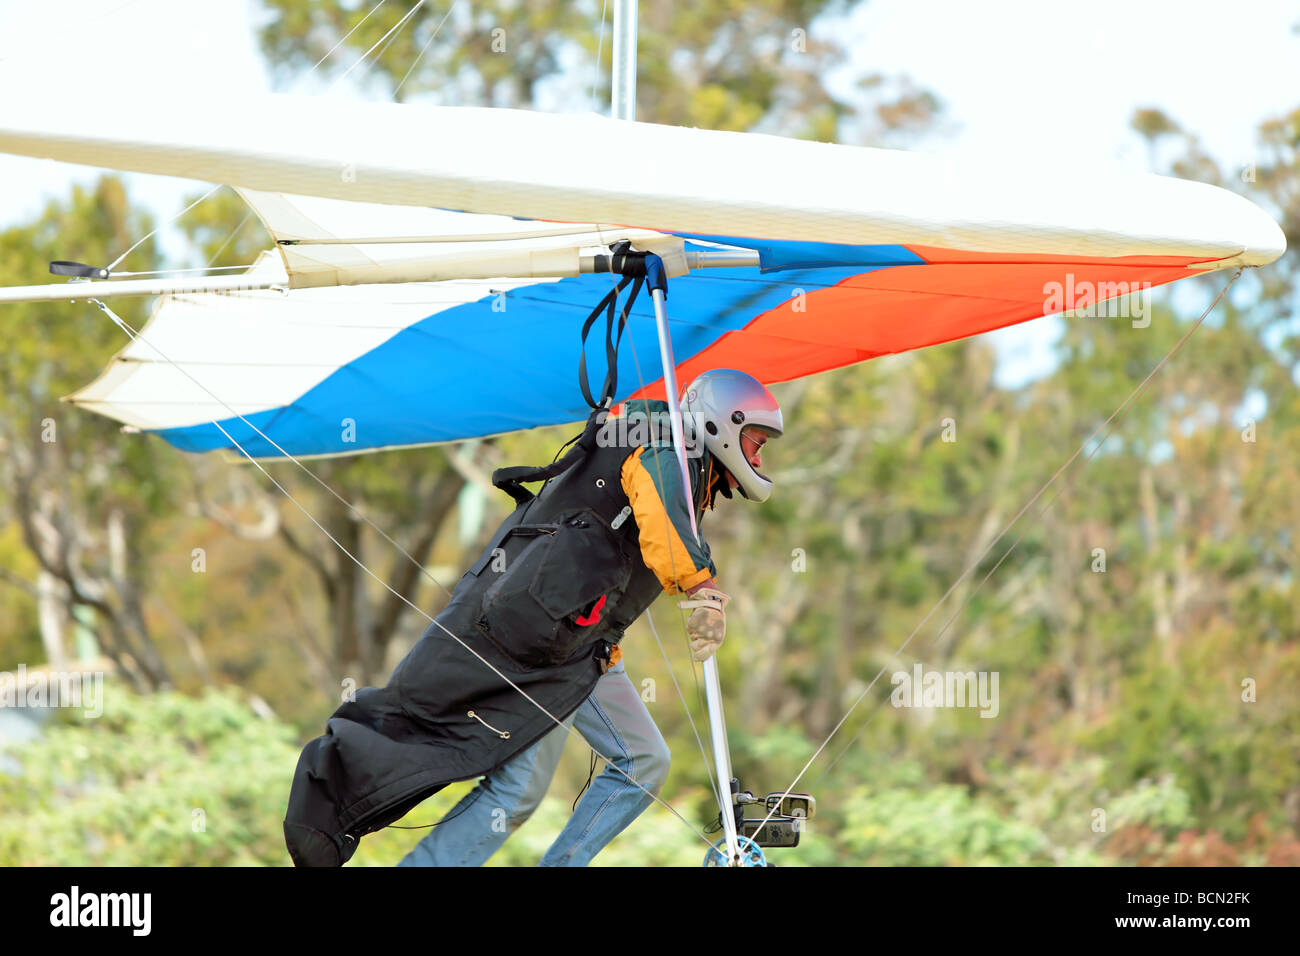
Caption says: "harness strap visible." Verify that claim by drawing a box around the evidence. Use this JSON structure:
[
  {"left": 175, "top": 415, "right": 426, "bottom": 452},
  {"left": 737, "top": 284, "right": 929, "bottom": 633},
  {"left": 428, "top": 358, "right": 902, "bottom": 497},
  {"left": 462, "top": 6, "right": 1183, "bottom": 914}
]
[
  {"left": 578, "top": 242, "right": 667, "bottom": 410},
  {"left": 490, "top": 406, "right": 608, "bottom": 507},
  {"left": 491, "top": 244, "right": 669, "bottom": 506}
]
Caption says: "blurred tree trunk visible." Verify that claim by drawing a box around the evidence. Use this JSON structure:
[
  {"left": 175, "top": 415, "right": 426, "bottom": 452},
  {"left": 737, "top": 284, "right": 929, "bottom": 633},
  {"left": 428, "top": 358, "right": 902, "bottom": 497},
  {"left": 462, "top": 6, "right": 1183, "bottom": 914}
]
[{"left": 274, "top": 452, "right": 471, "bottom": 688}]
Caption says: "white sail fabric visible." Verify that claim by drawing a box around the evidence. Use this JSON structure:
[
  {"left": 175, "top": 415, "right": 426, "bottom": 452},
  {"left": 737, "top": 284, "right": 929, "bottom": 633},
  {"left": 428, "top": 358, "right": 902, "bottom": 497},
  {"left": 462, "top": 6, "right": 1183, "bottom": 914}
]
[
  {"left": 3, "top": 92, "right": 1286, "bottom": 456},
  {"left": 66, "top": 251, "right": 546, "bottom": 433},
  {"left": 238, "top": 189, "right": 685, "bottom": 288},
  {"left": 0, "top": 93, "right": 1284, "bottom": 268}
]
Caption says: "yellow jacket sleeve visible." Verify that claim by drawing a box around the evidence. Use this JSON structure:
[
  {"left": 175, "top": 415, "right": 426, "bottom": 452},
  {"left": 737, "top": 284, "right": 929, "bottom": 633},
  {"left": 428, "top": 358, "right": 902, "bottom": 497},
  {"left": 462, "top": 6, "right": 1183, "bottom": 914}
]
[{"left": 620, "top": 445, "right": 716, "bottom": 594}]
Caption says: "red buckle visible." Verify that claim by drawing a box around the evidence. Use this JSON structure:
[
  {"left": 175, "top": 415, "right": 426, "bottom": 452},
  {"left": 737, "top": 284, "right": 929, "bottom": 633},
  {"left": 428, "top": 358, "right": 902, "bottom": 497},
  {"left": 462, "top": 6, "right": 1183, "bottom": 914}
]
[{"left": 575, "top": 593, "right": 606, "bottom": 626}]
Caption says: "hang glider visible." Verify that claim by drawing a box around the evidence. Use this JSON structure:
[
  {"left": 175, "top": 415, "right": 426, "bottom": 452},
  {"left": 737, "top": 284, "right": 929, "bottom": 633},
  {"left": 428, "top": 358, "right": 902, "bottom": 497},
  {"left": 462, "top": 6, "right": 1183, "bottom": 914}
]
[
  {"left": 0, "top": 44, "right": 1289, "bottom": 869},
  {"left": 0, "top": 92, "right": 1285, "bottom": 462}
]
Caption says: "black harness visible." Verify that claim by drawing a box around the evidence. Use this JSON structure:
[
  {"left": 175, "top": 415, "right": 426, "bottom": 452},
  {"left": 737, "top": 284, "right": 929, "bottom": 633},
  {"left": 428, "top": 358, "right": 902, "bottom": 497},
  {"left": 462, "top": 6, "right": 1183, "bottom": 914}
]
[
  {"left": 283, "top": 247, "right": 685, "bottom": 867},
  {"left": 491, "top": 240, "right": 666, "bottom": 508}
]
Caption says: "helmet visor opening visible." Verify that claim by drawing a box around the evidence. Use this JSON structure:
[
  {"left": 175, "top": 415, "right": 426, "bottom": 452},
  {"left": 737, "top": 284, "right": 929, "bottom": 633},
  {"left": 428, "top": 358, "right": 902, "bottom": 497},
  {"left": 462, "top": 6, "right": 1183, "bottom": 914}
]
[{"left": 739, "top": 424, "right": 776, "bottom": 481}]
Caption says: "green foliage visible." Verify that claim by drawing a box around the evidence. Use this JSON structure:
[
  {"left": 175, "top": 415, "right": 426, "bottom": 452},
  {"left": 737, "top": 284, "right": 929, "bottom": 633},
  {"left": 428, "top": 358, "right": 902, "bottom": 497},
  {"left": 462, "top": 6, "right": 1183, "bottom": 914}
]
[
  {"left": 0, "top": 686, "right": 300, "bottom": 865},
  {"left": 0, "top": 525, "right": 41, "bottom": 669},
  {"left": 839, "top": 782, "right": 1054, "bottom": 865},
  {"left": 174, "top": 186, "right": 272, "bottom": 270},
  {"left": 257, "top": 0, "right": 876, "bottom": 141},
  {"left": 0, "top": 685, "right": 1249, "bottom": 867}
]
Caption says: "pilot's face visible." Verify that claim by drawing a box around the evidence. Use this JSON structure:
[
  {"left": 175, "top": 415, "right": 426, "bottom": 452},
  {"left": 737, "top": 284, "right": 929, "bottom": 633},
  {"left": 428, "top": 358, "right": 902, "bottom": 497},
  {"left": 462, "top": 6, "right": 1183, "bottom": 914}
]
[{"left": 725, "top": 426, "right": 769, "bottom": 490}]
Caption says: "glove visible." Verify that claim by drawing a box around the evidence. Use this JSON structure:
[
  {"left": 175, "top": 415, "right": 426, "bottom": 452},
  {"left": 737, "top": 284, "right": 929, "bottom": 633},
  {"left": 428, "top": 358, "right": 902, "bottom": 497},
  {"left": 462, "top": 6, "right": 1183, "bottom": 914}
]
[{"left": 678, "top": 587, "right": 730, "bottom": 662}]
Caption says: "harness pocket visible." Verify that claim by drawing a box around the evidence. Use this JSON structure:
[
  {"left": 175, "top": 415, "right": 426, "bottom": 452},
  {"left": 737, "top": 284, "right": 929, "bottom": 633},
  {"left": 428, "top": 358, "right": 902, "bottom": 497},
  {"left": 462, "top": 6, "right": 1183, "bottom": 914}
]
[{"left": 477, "top": 510, "right": 631, "bottom": 669}]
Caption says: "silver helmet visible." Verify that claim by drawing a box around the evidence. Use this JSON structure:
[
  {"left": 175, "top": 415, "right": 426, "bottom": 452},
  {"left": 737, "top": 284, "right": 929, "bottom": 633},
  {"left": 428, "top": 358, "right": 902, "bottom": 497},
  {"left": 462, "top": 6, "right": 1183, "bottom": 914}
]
[{"left": 679, "top": 369, "right": 783, "bottom": 502}]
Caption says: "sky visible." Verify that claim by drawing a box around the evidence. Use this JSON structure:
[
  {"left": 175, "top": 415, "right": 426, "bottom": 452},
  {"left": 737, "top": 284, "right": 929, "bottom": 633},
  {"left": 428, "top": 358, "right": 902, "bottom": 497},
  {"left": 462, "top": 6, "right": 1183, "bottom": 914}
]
[{"left": 0, "top": 0, "right": 1296, "bottom": 385}]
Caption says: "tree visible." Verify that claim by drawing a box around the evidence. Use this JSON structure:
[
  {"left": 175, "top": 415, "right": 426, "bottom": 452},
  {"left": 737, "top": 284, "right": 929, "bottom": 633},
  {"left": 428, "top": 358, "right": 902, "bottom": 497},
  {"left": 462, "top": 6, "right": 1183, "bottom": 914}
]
[
  {"left": 257, "top": 0, "right": 876, "bottom": 139},
  {"left": 0, "top": 177, "right": 179, "bottom": 690}
]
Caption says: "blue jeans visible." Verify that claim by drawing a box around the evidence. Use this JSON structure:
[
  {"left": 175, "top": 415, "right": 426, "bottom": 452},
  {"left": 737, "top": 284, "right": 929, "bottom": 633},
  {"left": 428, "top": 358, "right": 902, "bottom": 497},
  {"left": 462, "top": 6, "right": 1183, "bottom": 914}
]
[{"left": 397, "top": 662, "right": 670, "bottom": 867}]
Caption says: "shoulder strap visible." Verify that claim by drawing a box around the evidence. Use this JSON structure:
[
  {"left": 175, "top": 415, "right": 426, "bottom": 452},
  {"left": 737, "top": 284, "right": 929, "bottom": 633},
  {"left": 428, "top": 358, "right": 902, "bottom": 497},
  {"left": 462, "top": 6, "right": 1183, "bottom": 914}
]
[
  {"left": 493, "top": 246, "right": 668, "bottom": 506},
  {"left": 578, "top": 241, "right": 665, "bottom": 411},
  {"left": 490, "top": 407, "right": 607, "bottom": 507}
]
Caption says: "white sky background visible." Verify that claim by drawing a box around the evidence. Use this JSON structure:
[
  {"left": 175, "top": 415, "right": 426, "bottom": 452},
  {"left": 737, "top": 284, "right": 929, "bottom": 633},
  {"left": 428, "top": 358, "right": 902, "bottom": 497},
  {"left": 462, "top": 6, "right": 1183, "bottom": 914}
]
[{"left": 0, "top": 0, "right": 1296, "bottom": 385}]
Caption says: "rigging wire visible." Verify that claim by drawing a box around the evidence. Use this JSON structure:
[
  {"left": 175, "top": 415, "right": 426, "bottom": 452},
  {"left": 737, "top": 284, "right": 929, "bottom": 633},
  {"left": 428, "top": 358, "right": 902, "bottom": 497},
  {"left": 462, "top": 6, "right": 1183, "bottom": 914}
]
[
  {"left": 105, "top": 187, "right": 222, "bottom": 273},
  {"left": 303, "top": 0, "right": 388, "bottom": 79},
  {"left": 111, "top": 1, "right": 437, "bottom": 300},
  {"left": 617, "top": 288, "right": 725, "bottom": 812},
  {"left": 810, "top": 423, "right": 1116, "bottom": 789},
  {"left": 202, "top": 211, "right": 254, "bottom": 269},
  {"left": 393, "top": 4, "right": 455, "bottom": 98},
  {"left": 589, "top": 0, "right": 609, "bottom": 113},
  {"left": 360, "top": 10, "right": 416, "bottom": 82},
  {"left": 87, "top": 296, "right": 718, "bottom": 852},
  {"left": 331, "top": 0, "right": 426, "bottom": 87},
  {"left": 645, "top": 607, "right": 724, "bottom": 812},
  {"left": 441, "top": 267, "right": 725, "bottom": 832},
  {"left": 96, "top": 0, "right": 395, "bottom": 276},
  {"left": 744, "top": 267, "right": 1247, "bottom": 844},
  {"left": 100, "top": 264, "right": 253, "bottom": 278}
]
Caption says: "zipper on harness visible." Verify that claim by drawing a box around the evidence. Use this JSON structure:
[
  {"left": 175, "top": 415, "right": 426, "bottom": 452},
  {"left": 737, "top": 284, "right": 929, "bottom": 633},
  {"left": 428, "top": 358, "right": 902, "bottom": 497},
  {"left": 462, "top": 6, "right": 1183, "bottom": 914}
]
[
  {"left": 610, "top": 505, "right": 632, "bottom": 530},
  {"left": 467, "top": 710, "right": 511, "bottom": 739}
]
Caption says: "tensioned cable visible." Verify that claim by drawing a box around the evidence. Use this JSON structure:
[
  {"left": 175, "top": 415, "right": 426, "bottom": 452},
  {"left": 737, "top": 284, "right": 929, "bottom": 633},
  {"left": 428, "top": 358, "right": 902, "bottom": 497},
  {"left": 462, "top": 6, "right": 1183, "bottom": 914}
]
[
  {"left": 97, "top": 0, "right": 437, "bottom": 285},
  {"left": 809, "top": 279, "right": 1247, "bottom": 783},
  {"left": 106, "top": 188, "right": 222, "bottom": 273},
  {"left": 393, "top": 4, "right": 455, "bottom": 97},
  {"left": 745, "top": 267, "right": 1245, "bottom": 844},
  {"left": 809, "top": 421, "right": 1107, "bottom": 789},
  {"left": 302, "top": 0, "right": 388, "bottom": 79},
  {"left": 119, "top": 3, "right": 437, "bottom": 293},
  {"left": 616, "top": 276, "right": 725, "bottom": 813},
  {"left": 611, "top": 266, "right": 768, "bottom": 855},
  {"left": 357, "top": 7, "right": 418, "bottom": 84},
  {"left": 202, "top": 211, "right": 253, "bottom": 269},
  {"left": 99, "top": 0, "right": 395, "bottom": 276},
  {"left": 88, "top": 297, "right": 718, "bottom": 851},
  {"left": 145, "top": 302, "right": 458, "bottom": 605},
  {"left": 515, "top": 266, "right": 724, "bottom": 819},
  {"left": 644, "top": 607, "right": 723, "bottom": 812},
  {"left": 589, "top": 0, "right": 609, "bottom": 113},
  {"left": 332, "top": 0, "right": 426, "bottom": 86},
  {"left": 805, "top": 286, "right": 1236, "bottom": 787},
  {"left": 104, "top": 264, "right": 252, "bottom": 278},
  {"left": 149, "top": 0, "right": 395, "bottom": 272}
]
